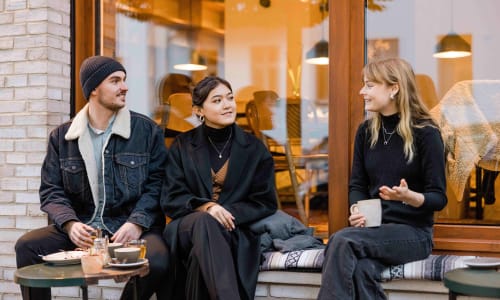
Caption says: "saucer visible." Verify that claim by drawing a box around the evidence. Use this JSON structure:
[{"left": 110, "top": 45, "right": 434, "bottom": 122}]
[
  {"left": 108, "top": 258, "right": 148, "bottom": 268},
  {"left": 463, "top": 257, "right": 500, "bottom": 269}
]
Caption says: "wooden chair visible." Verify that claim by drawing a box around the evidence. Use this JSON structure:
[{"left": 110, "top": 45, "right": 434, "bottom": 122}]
[
  {"left": 246, "top": 92, "right": 328, "bottom": 225},
  {"left": 158, "top": 92, "right": 200, "bottom": 146},
  {"left": 416, "top": 74, "right": 440, "bottom": 110}
]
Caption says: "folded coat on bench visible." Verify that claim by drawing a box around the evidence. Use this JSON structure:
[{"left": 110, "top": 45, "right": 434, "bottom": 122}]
[{"left": 260, "top": 250, "right": 475, "bottom": 281}]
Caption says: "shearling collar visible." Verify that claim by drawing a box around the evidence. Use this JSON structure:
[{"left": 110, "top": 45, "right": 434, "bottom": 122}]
[{"left": 65, "top": 103, "right": 131, "bottom": 141}]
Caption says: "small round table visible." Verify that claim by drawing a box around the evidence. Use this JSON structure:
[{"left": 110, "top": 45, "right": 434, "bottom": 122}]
[
  {"left": 14, "top": 262, "right": 149, "bottom": 300},
  {"left": 443, "top": 267, "right": 500, "bottom": 299}
]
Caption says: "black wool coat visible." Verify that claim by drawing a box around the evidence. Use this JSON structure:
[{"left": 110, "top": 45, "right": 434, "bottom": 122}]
[{"left": 161, "top": 124, "right": 278, "bottom": 299}]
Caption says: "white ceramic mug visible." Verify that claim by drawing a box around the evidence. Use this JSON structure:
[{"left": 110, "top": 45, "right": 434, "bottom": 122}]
[{"left": 350, "top": 198, "right": 382, "bottom": 227}]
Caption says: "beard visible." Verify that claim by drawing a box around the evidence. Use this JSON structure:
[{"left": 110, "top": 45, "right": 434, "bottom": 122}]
[{"left": 98, "top": 93, "right": 126, "bottom": 112}]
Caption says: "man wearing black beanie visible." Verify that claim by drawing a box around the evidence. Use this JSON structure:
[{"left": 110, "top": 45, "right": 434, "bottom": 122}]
[{"left": 15, "top": 56, "right": 169, "bottom": 300}]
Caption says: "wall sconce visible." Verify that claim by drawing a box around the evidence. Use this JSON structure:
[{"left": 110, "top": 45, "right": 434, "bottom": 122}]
[
  {"left": 305, "top": 0, "right": 329, "bottom": 65},
  {"left": 433, "top": 0, "right": 471, "bottom": 59}
]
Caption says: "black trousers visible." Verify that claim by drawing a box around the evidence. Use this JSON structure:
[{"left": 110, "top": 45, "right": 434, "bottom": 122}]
[
  {"left": 15, "top": 224, "right": 169, "bottom": 300},
  {"left": 177, "top": 212, "right": 241, "bottom": 300}
]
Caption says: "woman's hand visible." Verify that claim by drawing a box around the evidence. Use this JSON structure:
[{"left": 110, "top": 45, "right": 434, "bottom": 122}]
[
  {"left": 379, "top": 178, "right": 424, "bottom": 207},
  {"left": 348, "top": 206, "right": 366, "bottom": 227},
  {"left": 207, "top": 204, "right": 235, "bottom": 231}
]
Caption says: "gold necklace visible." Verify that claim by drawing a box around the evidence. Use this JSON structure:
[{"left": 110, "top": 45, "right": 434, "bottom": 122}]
[{"left": 207, "top": 128, "right": 233, "bottom": 159}]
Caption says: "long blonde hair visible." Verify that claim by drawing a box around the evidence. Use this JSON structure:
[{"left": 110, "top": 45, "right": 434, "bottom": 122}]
[{"left": 363, "top": 58, "right": 437, "bottom": 162}]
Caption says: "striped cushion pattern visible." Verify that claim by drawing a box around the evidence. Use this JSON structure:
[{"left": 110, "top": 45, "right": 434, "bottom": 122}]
[{"left": 260, "top": 249, "right": 476, "bottom": 281}]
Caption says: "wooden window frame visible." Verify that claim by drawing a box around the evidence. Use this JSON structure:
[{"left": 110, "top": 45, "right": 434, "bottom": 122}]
[{"left": 72, "top": 0, "right": 97, "bottom": 116}]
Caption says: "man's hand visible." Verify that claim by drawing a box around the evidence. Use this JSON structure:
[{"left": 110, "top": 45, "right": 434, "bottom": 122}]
[
  {"left": 111, "top": 222, "right": 143, "bottom": 243},
  {"left": 64, "top": 221, "right": 96, "bottom": 249},
  {"left": 207, "top": 204, "right": 235, "bottom": 231}
]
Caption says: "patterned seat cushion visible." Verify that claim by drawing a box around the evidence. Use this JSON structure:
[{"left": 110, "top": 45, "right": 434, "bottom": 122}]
[{"left": 260, "top": 249, "right": 475, "bottom": 281}]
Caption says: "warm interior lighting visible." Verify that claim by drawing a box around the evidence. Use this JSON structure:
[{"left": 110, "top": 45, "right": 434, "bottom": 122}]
[
  {"left": 306, "top": 0, "right": 329, "bottom": 65},
  {"left": 433, "top": 33, "right": 471, "bottom": 58},
  {"left": 174, "top": 51, "right": 208, "bottom": 71}
]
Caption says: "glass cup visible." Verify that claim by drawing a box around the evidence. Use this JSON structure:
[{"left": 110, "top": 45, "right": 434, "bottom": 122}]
[
  {"left": 127, "top": 239, "right": 147, "bottom": 259},
  {"left": 81, "top": 254, "right": 103, "bottom": 274}
]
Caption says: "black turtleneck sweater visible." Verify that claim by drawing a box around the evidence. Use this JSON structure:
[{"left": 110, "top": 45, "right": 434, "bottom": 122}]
[
  {"left": 349, "top": 113, "right": 447, "bottom": 228},
  {"left": 204, "top": 124, "right": 234, "bottom": 172}
]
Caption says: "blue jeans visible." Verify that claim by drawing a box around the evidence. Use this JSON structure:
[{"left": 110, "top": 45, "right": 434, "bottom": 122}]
[{"left": 317, "top": 224, "right": 433, "bottom": 300}]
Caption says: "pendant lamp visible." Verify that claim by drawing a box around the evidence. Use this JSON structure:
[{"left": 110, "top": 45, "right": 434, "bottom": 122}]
[
  {"left": 174, "top": 51, "right": 207, "bottom": 71},
  {"left": 305, "top": 0, "right": 329, "bottom": 65},
  {"left": 433, "top": 0, "right": 471, "bottom": 59},
  {"left": 174, "top": 0, "right": 208, "bottom": 71}
]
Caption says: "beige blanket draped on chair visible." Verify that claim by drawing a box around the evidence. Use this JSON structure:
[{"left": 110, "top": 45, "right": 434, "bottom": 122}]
[{"left": 430, "top": 80, "right": 500, "bottom": 202}]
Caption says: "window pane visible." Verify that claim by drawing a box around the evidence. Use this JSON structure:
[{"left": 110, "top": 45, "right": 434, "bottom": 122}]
[
  {"left": 101, "top": 0, "right": 330, "bottom": 236},
  {"left": 366, "top": 0, "right": 500, "bottom": 225}
]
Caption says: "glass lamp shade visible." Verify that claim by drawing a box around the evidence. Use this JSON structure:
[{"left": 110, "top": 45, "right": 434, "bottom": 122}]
[
  {"left": 305, "top": 39, "right": 329, "bottom": 65},
  {"left": 433, "top": 33, "right": 471, "bottom": 58},
  {"left": 174, "top": 50, "right": 208, "bottom": 71}
]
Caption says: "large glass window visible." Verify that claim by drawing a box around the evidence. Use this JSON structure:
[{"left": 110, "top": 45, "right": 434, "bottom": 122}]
[
  {"left": 100, "top": 0, "right": 330, "bottom": 237},
  {"left": 366, "top": 0, "right": 500, "bottom": 225}
]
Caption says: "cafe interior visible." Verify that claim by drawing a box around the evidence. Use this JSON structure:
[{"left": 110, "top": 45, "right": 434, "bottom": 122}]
[{"left": 73, "top": 0, "right": 500, "bottom": 255}]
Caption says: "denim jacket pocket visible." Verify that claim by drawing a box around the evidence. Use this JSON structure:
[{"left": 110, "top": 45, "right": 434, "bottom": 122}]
[
  {"left": 61, "top": 158, "right": 90, "bottom": 195},
  {"left": 115, "top": 154, "right": 148, "bottom": 191}
]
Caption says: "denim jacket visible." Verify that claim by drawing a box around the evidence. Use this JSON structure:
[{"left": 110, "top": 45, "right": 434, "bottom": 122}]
[{"left": 40, "top": 104, "right": 168, "bottom": 234}]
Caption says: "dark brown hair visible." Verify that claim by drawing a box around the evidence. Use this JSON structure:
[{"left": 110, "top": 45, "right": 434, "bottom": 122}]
[{"left": 192, "top": 76, "right": 232, "bottom": 107}]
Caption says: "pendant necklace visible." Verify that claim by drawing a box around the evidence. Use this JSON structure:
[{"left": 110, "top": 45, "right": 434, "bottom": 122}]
[
  {"left": 382, "top": 122, "right": 396, "bottom": 145},
  {"left": 207, "top": 128, "right": 233, "bottom": 159}
]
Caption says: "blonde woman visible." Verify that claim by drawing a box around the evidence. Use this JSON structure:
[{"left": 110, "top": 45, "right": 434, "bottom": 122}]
[{"left": 318, "top": 58, "right": 447, "bottom": 299}]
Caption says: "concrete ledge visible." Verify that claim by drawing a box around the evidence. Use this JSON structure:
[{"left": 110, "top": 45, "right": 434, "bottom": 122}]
[{"left": 256, "top": 270, "right": 493, "bottom": 300}]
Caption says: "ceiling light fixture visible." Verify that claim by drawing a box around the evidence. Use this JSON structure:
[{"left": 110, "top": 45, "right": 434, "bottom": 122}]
[
  {"left": 433, "top": 0, "right": 471, "bottom": 59},
  {"left": 174, "top": 51, "right": 207, "bottom": 71},
  {"left": 174, "top": 0, "right": 207, "bottom": 71},
  {"left": 306, "top": 0, "right": 329, "bottom": 65}
]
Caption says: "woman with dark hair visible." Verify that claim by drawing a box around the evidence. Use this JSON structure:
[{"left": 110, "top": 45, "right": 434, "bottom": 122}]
[
  {"left": 161, "top": 76, "right": 278, "bottom": 300},
  {"left": 318, "top": 58, "right": 447, "bottom": 299}
]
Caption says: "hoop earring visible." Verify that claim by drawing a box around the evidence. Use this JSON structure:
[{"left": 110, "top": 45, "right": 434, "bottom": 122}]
[
  {"left": 390, "top": 94, "right": 395, "bottom": 100},
  {"left": 198, "top": 115, "right": 205, "bottom": 123}
]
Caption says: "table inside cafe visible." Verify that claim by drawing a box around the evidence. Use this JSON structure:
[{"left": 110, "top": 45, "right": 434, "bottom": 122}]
[{"left": 14, "top": 260, "right": 149, "bottom": 300}]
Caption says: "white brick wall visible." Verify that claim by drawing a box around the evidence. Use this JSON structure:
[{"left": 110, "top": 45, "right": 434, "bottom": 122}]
[{"left": 0, "top": 0, "right": 73, "bottom": 298}]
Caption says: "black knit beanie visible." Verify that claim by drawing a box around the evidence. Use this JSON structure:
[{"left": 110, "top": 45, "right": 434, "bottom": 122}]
[{"left": 80, "top": 56, "right": 126, "bottom": 99}]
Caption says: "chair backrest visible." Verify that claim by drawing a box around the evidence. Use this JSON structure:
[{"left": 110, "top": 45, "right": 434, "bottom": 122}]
[
  {"left": 245, "top": 99, "right": 264, "bottom": 141},
  {"left": 160, "top": 92, "right": 200, "bottom": 136},
  {"left": 250, "top": 90, "right": 289, "bottom": 145},
  {"left": 416, "top": 74, "right": 439, "bottom": 110},
  {"left": 157, "top": 73, "right": 193, "bottom": 106}
]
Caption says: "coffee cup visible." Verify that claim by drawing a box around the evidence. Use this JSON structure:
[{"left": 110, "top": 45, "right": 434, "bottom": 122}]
[
  {"left": 350, "top": 198, "right": 382, "bottom": 227},
  {"left": 114, "top": 247, "right": 140, "bottom": 263},
  {"left": 107, "top": 242, "right": 123, "bottom": 258},
  {"left": 127, "top": 239, "right": 147, "bottom": 259}
]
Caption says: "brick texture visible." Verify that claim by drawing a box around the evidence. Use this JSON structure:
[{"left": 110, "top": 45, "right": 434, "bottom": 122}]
[{"left": 0, "top": 1, "right": 77, "bottom": 299}]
